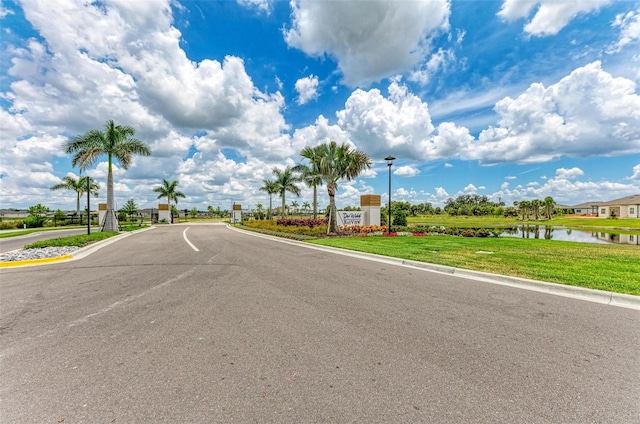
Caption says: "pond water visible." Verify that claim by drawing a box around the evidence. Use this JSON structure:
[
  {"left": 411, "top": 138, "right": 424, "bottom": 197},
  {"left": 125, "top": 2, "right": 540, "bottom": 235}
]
[{"left": 497, "top": 225, "right": 640, "bottom": 246}]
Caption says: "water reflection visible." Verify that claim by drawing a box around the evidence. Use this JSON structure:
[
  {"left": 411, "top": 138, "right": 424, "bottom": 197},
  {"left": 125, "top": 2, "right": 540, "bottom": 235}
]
[{"left": 498, "top": 225, "right": 639, "bottom": 246}]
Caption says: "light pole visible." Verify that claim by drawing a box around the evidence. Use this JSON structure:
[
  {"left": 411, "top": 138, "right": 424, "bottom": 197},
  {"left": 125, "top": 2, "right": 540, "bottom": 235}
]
[
  {"left": 385, "top": 155, "right": 395, "bottom": 235},
  {"left": 86, "top": 175, "right": 91, "bottom": 235}
]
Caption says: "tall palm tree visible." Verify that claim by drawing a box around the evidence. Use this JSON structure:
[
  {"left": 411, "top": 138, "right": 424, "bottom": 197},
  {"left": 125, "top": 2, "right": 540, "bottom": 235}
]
[
  {"left": 532, "top": 199, "right": 541, "bottom": 220},
  {"left": 259, "top": 179, "right": 279, "bottom": 220},
  {"left": 302, "top": 201, "right": 311, "bottom": 216},
  {"left": 153, "top": 179, "right": 186, "bottom": 207},
  {"left": 313, "top": 141, "right": 372, "bottom": 234},
  {"left": 295, "top": 147, "right": 324, "bottom": 219},
  {"left": 50, "top": 175, "right": 99, "bottom": 222},
  {"left": 543, "top": 196, "right": 555, "bottom": 220},
  {"left": 290, "top": 200, "right": 299, "bottom": 215},
  {"left": 272, "top": 166, "right": 301, "bottom": 218},
  {"left": 65, "top": 120, "right": 151, "bottom": 232}
]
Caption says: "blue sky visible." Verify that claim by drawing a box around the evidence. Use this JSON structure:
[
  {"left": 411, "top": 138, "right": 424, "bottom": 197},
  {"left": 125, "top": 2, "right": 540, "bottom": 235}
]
[{"left": 1, "top": 0, "right": 639, "bottom": 212}]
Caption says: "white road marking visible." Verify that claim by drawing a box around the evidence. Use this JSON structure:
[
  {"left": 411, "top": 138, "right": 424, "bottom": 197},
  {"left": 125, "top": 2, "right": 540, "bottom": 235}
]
[{"left": 183, "top": 227, "right": 200, "bottom": 252}]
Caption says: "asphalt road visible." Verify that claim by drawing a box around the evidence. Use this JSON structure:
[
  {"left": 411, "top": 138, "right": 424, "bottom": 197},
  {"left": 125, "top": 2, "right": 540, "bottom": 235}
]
[
  {"left": 1, "top": 224, "right": 638, "bottom": 423},
  {"left": 0, "top": 228, "right": 89, "bottom": 253}
]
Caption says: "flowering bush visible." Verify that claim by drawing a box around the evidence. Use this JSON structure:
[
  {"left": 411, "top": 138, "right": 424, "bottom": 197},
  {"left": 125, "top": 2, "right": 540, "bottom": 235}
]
[
  {"left": 339, "top": 225, "right": 387, "bottom": 234},
  {"left": 277, "top": 218, "right": 327, "bottom": 228}
]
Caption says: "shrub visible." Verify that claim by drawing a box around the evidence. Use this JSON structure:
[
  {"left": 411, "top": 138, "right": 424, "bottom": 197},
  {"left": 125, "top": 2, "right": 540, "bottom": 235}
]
[
  {"left": 23, "top": 216, "right": 46, "bottom": 228},
  {"left": 25, "top": 232, "right": 118, "bottom": 248},
  {"left": 0, "top": 220, "right": 21, "bottom": 230},
  {"left": 244, "top": 219, "right": 326, "bottom": 237},
  {"left": 339, "top": 225, "right": 387, "bottom": 234},
  {"left": 276, "top": 218, "right": 327, "bottom": 227},
  {"left": 392, "top": 209, "right": 408, "bottom": 227}
]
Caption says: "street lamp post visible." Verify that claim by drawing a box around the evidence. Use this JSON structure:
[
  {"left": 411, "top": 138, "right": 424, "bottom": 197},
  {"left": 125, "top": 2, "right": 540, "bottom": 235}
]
[
  {"left": 86, "top": 175, "right": 91, "bottom": 235},
  {"left": 385, "top": 155, "right": 395, "bottom": 235}
]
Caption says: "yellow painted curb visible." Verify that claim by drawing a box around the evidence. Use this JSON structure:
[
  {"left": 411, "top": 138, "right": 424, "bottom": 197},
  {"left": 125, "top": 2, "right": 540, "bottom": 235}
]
[{"left": 0, "top": 254, "right": 73, "bottom": 268}]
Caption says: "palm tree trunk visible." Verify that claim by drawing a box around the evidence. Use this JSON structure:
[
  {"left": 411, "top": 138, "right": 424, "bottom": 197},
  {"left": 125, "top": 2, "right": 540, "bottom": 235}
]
[
  {"left": 281, "top": 194, "right": 286, "bottom": 218},
  {"left": 268, "top": 195, "right": 272, "bottom": 220},
  {"left": 313, "top": 185, "right": 317, "bottom": 220},
  {"left": 103, "top": 160, "right": 118, "bottom": 232},
  {"left": 76, "top": 192, "right": 81, "bottom": 224},
  {"left": 327, "top": 182, "right": 338, "bottom": 234}
]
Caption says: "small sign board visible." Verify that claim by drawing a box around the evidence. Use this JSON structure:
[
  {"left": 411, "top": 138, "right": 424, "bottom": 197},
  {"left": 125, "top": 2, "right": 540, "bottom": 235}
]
[{"left": 337, "top": 211, "right": 364, "bottom": 226}]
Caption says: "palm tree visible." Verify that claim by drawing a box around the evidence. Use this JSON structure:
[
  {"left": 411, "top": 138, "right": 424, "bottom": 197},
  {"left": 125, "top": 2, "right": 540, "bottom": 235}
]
[
  {"left": 65, "top": 120, "right": 151, "bottom": 232},
  {"left": 290, "top": 200, "right": 299, "bottom": 216},
  {"left": 272, "top": 166, "right": 301, "bottom": 218},
  {"left": 302, "top": 201, "right": 311, "bottom": 216},
  {"left": 313, "top": 141, "right": 372, "bottom": 234},
  {"left": 295, "top": 148, "right": 324, "bottom": 219},
  {"left": 120, "top": 199, "right": 138, "bottom": 222},
  {"left": 153, "top": 179, "right": 186, "bottom": 207},
  {"left": 259, "top": 179, "right": 279, "bottom": 220},
  {"left": 543, "top": 196, "right": 555, "bottom": 220},
  {"left": 255, "top": 203, "right": 265, "bottom": 219},
  {"left": 517, "top": 200, "right": 529, "bottom": 221},
  {"left": 50, "top": 175, "right": 99, "bottom": 223},
  {"left": 532, "top": 199, "right": 541, "bottom": 220}
]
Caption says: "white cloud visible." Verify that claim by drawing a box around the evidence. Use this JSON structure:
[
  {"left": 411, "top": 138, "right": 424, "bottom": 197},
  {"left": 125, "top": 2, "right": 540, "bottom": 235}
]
[
  {"left": 284, "top": 0, "right": 450, "bottom": 85},
  {"left": 555, "top": 167, "right": 584, "bottom": 180},
  {"left": 0, "top": 0, "right": 298, "bottom": 210},
  {"left": 463, "top": 184, "right": 479, "bottom": 194},
  {"left": 409, "top": 48, "right": 456, "bottom": 86},
  {"left": 444, "top": 163, "right": 453, "bottom": 168},
  {"left": 295, "top": 75, "right": 319, "bottom": 105},
  {"left": 630, "top": 164, "right": 640, "bottom": 180},
  {"left": 394, "top": 165, "right": 420, "bottom": 177},
  {"left": 491, "top": 171, "right": 639, "bottom": 207},
  {"left": 0, "top": 0, "right": 13, "bottom": 18},
  {"left": 505, "top": 175, "right": 517, "bottom": 180},
  {"left": 609, "top": 9, "right": 640, "bottom": 53},
  {"left": 237, "top": 0, "right": 271, "bottom": 14},
  {"left": 336, "top": 80, "right": 472, "bottom": 161},
  {"left": 15, "top": 0, "right": 287, "bottom": 136},
  {"left": 498, "top": 0, "right": 611, "bottom": 36},
  {"left": 291, "top": 115, "right": 353, "bottom": 149},
  {"left": 472, "top": 62, "right": 640, "bottom": 164}
]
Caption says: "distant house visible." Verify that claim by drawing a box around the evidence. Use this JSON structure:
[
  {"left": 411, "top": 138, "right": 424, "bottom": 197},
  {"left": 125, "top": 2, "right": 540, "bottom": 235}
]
[
  {"left": 569, "top": 202, "right": 604, "bottom": 215},
  {"left": 597, "top": 194, "right": 640, "bottom": 218},
  {"left": 0, "top": 209, "right": 28, "bottom": 219}
]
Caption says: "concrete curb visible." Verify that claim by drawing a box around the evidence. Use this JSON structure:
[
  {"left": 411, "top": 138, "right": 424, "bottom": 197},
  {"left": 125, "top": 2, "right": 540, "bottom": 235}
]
[
  {"left": 229, "top": 225, "right": 640, "bottom": 310},
  {"left": 0, "top": 254, "right": 74, "bottom": 268},
  {"left": 0, "top": 226, "right": 156, "bottom": 268}
]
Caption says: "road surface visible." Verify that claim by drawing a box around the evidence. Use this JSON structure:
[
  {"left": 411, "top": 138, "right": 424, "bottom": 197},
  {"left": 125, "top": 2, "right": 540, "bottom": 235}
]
[
  {"left": 0, "top": 228, "right": 88, "bottom": 253},
  {"left": 1, "top": 224, "right": 638, "bottom": 423}
]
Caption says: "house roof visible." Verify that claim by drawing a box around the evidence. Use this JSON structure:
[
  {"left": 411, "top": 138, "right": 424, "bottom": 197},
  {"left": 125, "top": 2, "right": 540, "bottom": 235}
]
[
  {"left": 570, "top": 202, "right": 604, "bottom": 209},
  {"left": 554, "top": 203, "right": 573, "bottom": 209},
  {"left": 600, "top": 194, "right": 640, "bottom": 206}
]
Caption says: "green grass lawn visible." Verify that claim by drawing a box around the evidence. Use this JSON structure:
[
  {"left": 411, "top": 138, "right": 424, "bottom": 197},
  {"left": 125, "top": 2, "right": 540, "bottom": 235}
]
[{"left": 309, "top": 236, "right": 640, "bottom": 296}]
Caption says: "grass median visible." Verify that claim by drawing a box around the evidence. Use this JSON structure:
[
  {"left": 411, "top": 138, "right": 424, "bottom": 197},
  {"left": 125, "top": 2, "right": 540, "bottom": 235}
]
[
  {"left": 308, "top": 236, "right": 640, "bottom": 296},
  {"left": 25, "top": 232, "right": 119, "bottom": 248}
]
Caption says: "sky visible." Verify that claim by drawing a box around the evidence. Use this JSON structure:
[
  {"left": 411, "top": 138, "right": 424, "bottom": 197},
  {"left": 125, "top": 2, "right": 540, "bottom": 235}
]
[{"left": 1, "top": 0, "right": 639, "bottom": 213}]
